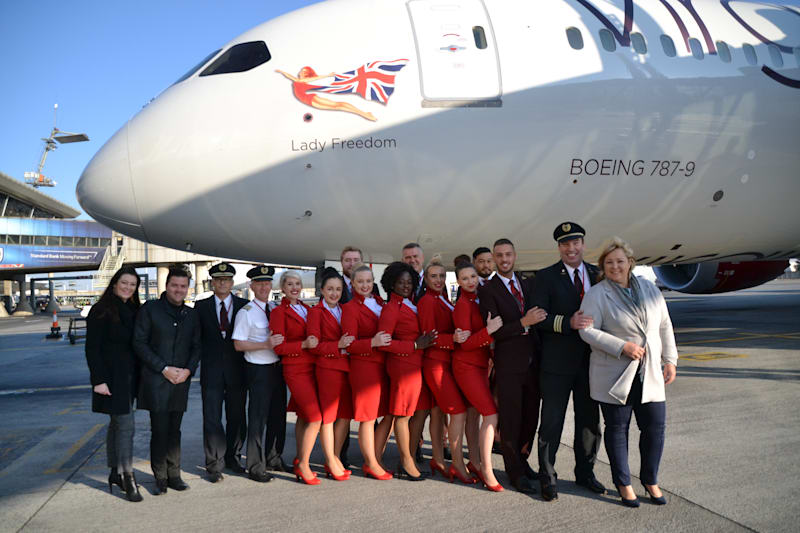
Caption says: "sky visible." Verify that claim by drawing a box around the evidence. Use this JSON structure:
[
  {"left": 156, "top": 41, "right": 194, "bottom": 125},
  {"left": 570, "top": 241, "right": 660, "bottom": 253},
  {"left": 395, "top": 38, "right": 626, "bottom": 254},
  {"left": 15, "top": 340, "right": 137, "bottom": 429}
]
[{"left": 0, "top": 0, "right": 321, "bottom": 219}]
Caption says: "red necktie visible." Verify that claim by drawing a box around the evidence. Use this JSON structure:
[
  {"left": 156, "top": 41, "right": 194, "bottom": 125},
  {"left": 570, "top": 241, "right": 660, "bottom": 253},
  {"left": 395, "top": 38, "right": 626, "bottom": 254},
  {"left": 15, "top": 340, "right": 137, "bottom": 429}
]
[
  {"left": 574, "top": 269, "right": 584, "bottom": 301},
  {"left": 509, "top": 279, "right": 524, "bottom": 313},
  {"left": 219, "top": 300, "right": 229, "bottom": 332}
]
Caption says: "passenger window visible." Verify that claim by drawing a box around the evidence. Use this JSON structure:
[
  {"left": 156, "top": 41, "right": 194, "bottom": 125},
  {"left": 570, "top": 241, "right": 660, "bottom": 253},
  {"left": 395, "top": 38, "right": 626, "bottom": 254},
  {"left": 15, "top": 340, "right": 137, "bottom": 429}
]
[
  {"left": 768, "top": 44, "right": 783, "bottom": 67},
  {"left": 173, "top": 49, "right": 221, "bottom": 85},
  {"left": 743, "top": 43, "right": 757, "bottom": 66},
  {"left": 472, "top": 26, "right": 488, "bottom": 49},
  {"left": 716, "top": 41, "right": 732, "bottom": 63},
  {"left": 689, "top": 38, "right": 704, "bottom": 60},
  {"left": 598, "top": 29, "right": 616, "bottom": 52},
  {"left": 566, "top": 27, "right": 584, "bottom": 50},
  {"left": 200, "top": 41, "right": 271, "bottom": 76},
  {"left": 630, "top": 32, "right": 647, "bottom": 54},
  {"left": 660, "top": 34, "right": 676, "bottom": 57}
]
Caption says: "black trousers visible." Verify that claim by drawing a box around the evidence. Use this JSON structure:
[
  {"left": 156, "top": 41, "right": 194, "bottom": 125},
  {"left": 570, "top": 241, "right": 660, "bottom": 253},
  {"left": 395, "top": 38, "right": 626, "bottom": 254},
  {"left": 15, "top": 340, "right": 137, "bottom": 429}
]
[
  {"left": 149, "top": 411, "right": 184, "bottom": 480},
  {"left": 600, "top": 375, "right": 666, "bottom": 486},
  {"left": 537, "top": 368, "right": 601, "bottom": 484},
  {"left": 201, "top": 375, "right": 246, "bottom": 473},
  {"left": 495, "top": 366, "right": 540, "bottom": 485},
  {"left": 245, "top": 362, "right": 287, "bottom": 475}
]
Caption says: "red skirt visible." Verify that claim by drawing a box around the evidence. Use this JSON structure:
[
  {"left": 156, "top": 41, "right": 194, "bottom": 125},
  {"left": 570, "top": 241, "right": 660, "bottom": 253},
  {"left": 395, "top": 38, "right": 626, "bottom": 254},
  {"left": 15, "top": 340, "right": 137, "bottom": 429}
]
[
  {"left": 385, "top": 356, "right": 423, "bottom": 417},
  {"left": 423, "top": 359, "right": 466, "bottom": 414},
  {"left": 284, "top": 362, "right": 322, "bottom": 423},
  {"left": 452, "top": 359, "right": 497, "bottom": 416},
  {"left": 349, "top": 359, "right": 389, "bottom": 422},
  {"left": 315, "top": 366, "right": 353, "bottom": 424}
]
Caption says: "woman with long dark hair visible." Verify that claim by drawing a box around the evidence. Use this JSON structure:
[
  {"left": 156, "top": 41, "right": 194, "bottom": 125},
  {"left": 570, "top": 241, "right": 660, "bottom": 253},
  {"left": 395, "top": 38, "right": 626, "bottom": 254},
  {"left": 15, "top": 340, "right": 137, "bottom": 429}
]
[{"left": 85, "top": 266, "right": 142, "bottom": 502}]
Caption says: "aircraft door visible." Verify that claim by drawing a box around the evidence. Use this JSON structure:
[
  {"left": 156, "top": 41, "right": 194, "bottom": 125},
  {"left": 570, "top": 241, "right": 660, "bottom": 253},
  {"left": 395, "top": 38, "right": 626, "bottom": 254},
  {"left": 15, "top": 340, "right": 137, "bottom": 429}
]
[{"left": 407, "top": 0, "right": 502, "bottom": 106}]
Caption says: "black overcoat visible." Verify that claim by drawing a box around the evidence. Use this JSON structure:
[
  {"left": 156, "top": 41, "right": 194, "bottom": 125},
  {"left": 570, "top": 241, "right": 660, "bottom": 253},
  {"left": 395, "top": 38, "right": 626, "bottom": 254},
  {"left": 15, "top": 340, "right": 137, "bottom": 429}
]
[
  {"left": 133, "top": 293, "right": 201, "bottom": 412},
  {"left": 85, "top": 297, "right": 138, "bottom": 415}
]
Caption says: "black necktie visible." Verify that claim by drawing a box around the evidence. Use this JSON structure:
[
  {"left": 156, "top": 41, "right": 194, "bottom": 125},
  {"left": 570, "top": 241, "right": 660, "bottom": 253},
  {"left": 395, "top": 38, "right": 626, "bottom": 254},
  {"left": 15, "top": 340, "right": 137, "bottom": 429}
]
[
  {"left": 219, "top": 300, "right": 229, "bottom": 331},
  {"left": 574, "top": 269, "right": 584, "bottom": 301}
]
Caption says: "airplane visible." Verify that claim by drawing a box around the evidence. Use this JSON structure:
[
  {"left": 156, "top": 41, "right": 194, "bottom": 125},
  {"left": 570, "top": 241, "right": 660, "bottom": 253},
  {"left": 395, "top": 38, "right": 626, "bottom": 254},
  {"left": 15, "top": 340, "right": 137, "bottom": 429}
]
[{"left": 76, "top": 0, "right": 800, "bottom": 294}]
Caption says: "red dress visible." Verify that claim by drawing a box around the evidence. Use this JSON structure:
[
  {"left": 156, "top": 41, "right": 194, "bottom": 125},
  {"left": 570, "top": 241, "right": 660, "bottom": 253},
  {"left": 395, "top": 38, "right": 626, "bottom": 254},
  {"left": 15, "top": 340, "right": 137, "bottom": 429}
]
[
  {"left": 378, "top": 293, "right": 424, "bottom": 417},
  {"left": 418, "top": 290, "right": 466, "bottom": 414},
  {"left": 342, "top": 294, "right": 389, "bottom": 422},
  {"left": 452, "top": 290, "right": 497, "bottom": 416},
  {"left": 271, "top": 299, "right": 322, "bottom": 423},
  {"left": 308, "top": 303, "right": 353, "bottom": 424}
]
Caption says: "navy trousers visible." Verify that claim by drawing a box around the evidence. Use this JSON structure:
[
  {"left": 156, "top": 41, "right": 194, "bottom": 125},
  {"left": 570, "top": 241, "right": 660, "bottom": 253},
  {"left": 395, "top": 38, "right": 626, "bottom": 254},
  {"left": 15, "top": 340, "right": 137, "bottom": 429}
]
[{"left": 599, "top": 375, "right": 665, "bottom": 486}]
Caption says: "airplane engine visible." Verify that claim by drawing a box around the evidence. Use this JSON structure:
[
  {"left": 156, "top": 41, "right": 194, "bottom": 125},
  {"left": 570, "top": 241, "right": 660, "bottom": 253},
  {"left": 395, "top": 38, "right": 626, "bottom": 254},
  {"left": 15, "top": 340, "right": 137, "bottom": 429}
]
[{"left": 653, "top": 260, "right": 789, "bottom": 294}]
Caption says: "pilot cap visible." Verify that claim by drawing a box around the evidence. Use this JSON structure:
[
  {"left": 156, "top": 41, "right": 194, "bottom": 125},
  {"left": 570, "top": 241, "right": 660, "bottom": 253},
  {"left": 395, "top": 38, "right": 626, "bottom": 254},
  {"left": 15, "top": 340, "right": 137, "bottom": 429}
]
[
  {"left": 553, "top": 222, "right": 586, "bottom": 243},
  {"left": 247, "top": 265, "right": 275, "bottom": 281},
  {"left": 209, "top": 262, "right": 236, "bottom": 278}
]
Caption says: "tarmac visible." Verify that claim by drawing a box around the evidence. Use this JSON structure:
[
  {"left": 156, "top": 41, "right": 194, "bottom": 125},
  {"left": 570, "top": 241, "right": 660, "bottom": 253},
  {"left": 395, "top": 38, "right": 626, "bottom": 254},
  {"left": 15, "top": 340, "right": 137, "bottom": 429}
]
[{"left": 0, "top": 279, "right": 798, "bottom": 532}]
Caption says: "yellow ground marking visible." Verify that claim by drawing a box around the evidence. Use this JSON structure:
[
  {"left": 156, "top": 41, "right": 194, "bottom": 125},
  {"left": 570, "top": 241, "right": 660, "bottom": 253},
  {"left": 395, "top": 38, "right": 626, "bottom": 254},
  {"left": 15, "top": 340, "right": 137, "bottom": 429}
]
[
  {"left": 679, "top": 352, "right": 748, "bottom": 361},
  {"left": 43, "top": 423, "right": 104, "bottom": 474}
]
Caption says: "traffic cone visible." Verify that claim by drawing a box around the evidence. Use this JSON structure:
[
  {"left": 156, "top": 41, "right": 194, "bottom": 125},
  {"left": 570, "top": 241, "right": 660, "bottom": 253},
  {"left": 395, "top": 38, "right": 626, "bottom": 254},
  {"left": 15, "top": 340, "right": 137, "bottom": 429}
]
[{"left": 46, "top": 311, "right": 62, "bottom": 339}]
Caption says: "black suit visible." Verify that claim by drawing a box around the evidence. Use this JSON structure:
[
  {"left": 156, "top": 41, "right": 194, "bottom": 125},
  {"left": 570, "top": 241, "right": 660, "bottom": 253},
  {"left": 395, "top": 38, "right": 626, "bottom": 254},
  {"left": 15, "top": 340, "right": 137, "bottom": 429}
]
[
  {"left": 478, "top": 273, "right": 540, "bottom": 486},
  {"left": 133, "top": 294, "right": 201, "bottom": 480},
  {"left": 532, "top": 261, "right": 602, "bottom": 485},
  {"left": 195, "top": 294, "right": 249, "bottom": 474}
]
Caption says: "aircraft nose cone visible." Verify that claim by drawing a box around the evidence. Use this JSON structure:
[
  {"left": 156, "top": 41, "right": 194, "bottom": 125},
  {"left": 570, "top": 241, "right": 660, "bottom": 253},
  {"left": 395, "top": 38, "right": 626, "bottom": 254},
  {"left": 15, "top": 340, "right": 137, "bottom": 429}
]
[{"left": 76, "top": 124, "right": 148, "bottom": 241}]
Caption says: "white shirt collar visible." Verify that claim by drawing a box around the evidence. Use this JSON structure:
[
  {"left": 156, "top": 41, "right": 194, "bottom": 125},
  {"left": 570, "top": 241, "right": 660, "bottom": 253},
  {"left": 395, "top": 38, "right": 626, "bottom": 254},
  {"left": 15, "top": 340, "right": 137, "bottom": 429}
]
[
  {"left": 564, "top": 262, "right": 590, "bottom": 292},
  {"left": 364, "top": 296, "right": 382, "bottom": 317},
  {"left": 323, "top": 300, "right": 342, "bottom": 323},
  {"left": 497, "top": 272, "right": 522, "bottom": 297},
  {"left": 402, "top": 297, "right": 417, "bottom": 314},
  {"left": 214, "top": 293, "right": 233, "bottom": 307}
]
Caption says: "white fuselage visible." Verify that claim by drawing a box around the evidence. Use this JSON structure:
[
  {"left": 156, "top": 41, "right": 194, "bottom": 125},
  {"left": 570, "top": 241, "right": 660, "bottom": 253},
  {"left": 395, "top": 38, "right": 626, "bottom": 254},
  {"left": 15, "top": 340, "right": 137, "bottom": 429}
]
[{"left": 77, "top": 0, "right": 800, "bottom": 269}]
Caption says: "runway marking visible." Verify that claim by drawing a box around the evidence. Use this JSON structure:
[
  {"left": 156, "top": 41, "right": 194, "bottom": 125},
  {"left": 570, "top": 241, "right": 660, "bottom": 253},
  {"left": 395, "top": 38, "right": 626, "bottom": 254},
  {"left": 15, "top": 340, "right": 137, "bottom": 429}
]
[
  {"left": 679, "top": 352, "right": 748, "bottom": 361},
  {"left": 43, "top": 423, "right": 104, "bottom": 474},
  {"left": 680, "top": 331, "right": 800, "bottom": 344}
]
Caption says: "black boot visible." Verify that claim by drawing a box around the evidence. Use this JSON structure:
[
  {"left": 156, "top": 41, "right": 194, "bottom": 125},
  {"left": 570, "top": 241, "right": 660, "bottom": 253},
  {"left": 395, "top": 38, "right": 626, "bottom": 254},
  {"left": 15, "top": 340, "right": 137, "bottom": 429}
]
[
  {"left": 122, "top": 473, "right": 143, "bottom": 502},
  {"left": 108, "top": 468, "right": 122, "bottom": 493}
]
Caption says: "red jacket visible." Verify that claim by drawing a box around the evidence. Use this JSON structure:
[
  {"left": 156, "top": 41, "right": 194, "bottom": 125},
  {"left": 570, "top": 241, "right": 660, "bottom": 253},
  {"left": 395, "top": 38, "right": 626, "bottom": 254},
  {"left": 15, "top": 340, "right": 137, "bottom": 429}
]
[
  {"left": 417, "top": 290, "right": 455, "bottom": 363},
  {"left": 378, "top": 293, "right": 423, "bottom": 366},
  {"left": 308, "top": 302, "right": 348, "bottom": 371},
  {"left": 271, "top": 299, "right": 313, "bottom": 365},
  {"left": 342, "top": 293, "right": 384, "bottom": 364},
  {"left": 452, "top": 290, "right": 493, "bottom": 368}
]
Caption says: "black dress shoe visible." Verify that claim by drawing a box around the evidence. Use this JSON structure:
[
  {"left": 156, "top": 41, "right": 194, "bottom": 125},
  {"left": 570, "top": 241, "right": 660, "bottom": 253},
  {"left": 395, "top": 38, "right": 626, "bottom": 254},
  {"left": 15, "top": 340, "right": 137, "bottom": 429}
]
[
  {"left": 523, "top": 463, "right": 538, "bottom": 480},
  {"left": 167, "top": 477, "right": 189, "bottom": 491},
  {"left": 207, "top": 471, "right": 223, "bottom": 483},
  {"left": 394, "top": 462, "right": 427, "bottom": 481},
  {"left": 576, "top": 475, "right": 606, "bottom": 494},
  {"left": 249, "top": 470, "right": 273, "bottom": 483},
  {"left": 642, "top": 484, "right": 667, "bottom": 505},
  {"left": 511, "top": 477, "right": 537, "bottom": 494},
  {"left": 540, "top": 479, "right": 558, "bottom": 501},
  {"left": 154, "top": 478, "right": 168, "bottom": 495},
  {"left": 266, "top": 458, "right": 293, "bottom": 473},
  {"left": 225, "top": 459, "right": 247, "bottom": 474}
]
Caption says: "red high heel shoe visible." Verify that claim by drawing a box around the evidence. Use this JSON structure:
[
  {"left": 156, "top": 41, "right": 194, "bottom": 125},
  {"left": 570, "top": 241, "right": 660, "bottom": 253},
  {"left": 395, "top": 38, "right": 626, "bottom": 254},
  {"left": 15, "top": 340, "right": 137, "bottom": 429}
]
[
  {"left": 293, "top": 465, "right": 321, "bottom": 485},
  {"left": 363, "top": 465, "right": 393, "bottom": 480},
  {"left": 448, "top": 465, "right": 478, "bottom": 485},
  {"left": 483, "top": 479, "right": 504, "bottom": 492},
  {"left": 429, "top": 459, "right": 451, "bottom": 479},
  {"left": 324, "top": 464, "right": 350, "bottom": 481},
  {"left": 466, "top": 461, "right": 485, "bottom": 484}
]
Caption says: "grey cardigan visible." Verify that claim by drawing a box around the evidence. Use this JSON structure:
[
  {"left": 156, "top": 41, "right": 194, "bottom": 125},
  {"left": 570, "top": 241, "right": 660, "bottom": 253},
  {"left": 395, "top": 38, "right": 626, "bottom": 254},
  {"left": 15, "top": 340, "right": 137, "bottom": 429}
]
[{"left": 578, "top": 278, "right": 678, "bottom": 405}]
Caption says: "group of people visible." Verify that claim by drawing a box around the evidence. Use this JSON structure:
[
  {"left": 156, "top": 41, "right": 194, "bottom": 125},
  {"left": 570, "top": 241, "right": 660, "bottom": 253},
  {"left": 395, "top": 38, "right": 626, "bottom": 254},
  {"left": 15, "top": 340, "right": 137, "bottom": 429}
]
[{"left": 85, "top": 221, "right": 678, "bottom": 508}]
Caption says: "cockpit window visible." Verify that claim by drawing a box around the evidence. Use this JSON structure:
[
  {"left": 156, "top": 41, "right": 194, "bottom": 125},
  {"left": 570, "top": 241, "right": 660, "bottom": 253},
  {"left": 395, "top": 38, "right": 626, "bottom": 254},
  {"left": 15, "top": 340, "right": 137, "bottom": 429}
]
[
  {"left": 172, "top": 49, "right": 222, "bottom": 86},
  {"left": 199, "top": 41, "right": 271, "bottom": 76}
]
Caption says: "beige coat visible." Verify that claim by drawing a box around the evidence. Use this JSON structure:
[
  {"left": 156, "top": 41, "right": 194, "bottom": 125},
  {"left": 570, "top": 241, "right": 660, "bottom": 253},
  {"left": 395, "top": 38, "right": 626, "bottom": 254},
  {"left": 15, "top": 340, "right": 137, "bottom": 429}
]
[{"left": 578, "top": 278, "right": 678, "bottom": 405}]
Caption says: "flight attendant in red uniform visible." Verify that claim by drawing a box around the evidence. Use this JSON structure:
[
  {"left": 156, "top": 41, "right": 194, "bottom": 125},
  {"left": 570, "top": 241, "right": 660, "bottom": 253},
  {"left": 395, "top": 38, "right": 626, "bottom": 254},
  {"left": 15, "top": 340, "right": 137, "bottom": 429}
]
[
  {"left": 378, "top": 262, "right": 436, "bottom": 480},
  {"left": 418, "top": 258, "right": 475, "bottom": 484},
  {"left": 308, "top": 268, "right": 354, "bottom": 481},
  {"left": 270, "top": 270, "right": 321, "bottom": 485},
  {"left": 342, "top": 264, "right": 394, "bottom": 480},
  {"left": 452, "top": 262, "right": 505, "bottom": 491}
]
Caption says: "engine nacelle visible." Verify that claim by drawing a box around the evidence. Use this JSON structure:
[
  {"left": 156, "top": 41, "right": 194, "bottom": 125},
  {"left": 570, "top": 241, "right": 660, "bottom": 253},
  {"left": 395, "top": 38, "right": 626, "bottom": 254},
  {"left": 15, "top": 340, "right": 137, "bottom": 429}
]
[{"left": 653, "top": 260, "right": 788, "bottom": 294}]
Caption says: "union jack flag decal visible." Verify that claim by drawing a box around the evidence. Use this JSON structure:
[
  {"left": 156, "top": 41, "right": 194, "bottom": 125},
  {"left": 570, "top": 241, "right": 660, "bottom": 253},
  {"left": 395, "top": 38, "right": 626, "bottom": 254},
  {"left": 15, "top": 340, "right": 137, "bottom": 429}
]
[{"left": 311, "top": 59, "right": 409, "bottom": 104}]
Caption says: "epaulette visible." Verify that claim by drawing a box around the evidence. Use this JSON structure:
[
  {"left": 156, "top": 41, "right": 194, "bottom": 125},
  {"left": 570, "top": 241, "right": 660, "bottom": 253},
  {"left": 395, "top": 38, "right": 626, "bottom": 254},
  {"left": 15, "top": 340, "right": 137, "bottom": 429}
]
[{"left": 243, "top": 304, "right": 252, "bottom": 311}]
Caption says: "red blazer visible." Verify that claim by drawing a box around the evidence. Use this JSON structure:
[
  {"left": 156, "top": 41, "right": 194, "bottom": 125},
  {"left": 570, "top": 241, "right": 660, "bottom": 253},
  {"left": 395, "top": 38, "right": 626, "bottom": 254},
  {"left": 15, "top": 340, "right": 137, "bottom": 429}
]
[
  {"left": 342, "top": 293, "right": 384, "bottom": 364},
  {"left": 453, "top": 290, "right": 493, "bottom": 368},
  {"left": 307, "top": 303, "right": 348, "bottom": 371},
  {"left": 417, "top": 290, "right": 455, "bottom": 363},
  {"left": 271, "top": 299, "right": 313, "bottom": 365},
  {"left": 378, "top": 293, "right": 423, "bottom": 366}
]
